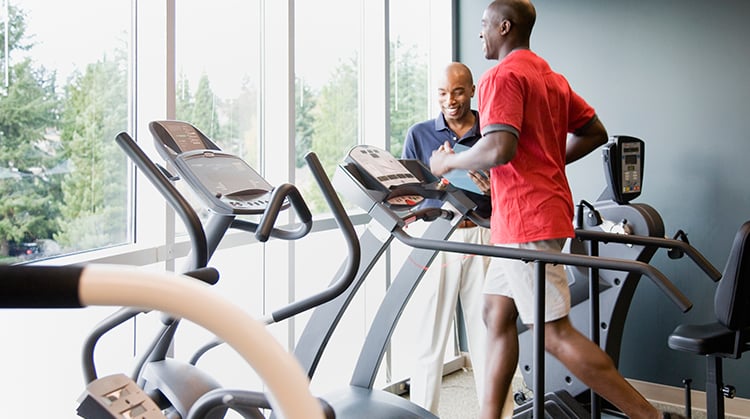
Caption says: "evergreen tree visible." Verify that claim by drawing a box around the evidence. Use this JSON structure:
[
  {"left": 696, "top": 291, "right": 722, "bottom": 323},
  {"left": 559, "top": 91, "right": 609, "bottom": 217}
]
[
  {"left": 190, "top": 74, "right": 220, "bottom": 139},
  {"left": 55, "top": 50, "right": 128, "bottom": 250},
  {"left": 295, "top": 76, "right": 317, "bottom": 168},
  {"left": 176, "top": 70, "right": 194, "bottom": 122},
  {"left": 311, "top": 56, "right": 359, "bottom": 177},
  {"left": 218, "top": 77, "right": 259, "bottom": 165},
  {"left": 390, "top": 40, "right": 429, "bottom": 158},
  {"left": 0, "top": 5, "right": 62, "bottom": 257}
]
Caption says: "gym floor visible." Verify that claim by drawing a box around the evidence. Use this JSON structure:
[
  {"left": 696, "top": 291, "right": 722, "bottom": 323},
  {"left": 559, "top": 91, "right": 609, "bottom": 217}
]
[{"left": 412, "top": 368, "right": 748, "bottom": 419}]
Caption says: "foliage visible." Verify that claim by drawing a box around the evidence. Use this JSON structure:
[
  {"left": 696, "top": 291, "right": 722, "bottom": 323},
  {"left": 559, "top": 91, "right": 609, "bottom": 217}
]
[
  {"left": 390, "top": 40, "right": 429, "bottom": 158},
  {"left": 55, "top": 50, "right": 129, "bottom": 250},
  {"left": 0, "top": 5, "right": 62, "bottom": 256},
  {"left": 0, "top": 5, "right": 431, "bottom": 255},
  {"left": 295, "top": 77, "right": 317, "bottom": 168}
]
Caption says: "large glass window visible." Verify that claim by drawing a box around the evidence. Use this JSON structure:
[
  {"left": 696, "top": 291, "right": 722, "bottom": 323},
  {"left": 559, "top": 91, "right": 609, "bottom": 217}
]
[
  {"left": 389, "top": 0, "right": 431, "bottom": 158},
  {"left": 175, "top": 0, "right": 261, "bottom": 167},
  {"left": 0, "top": 0, "right": 131, "bottom": 263},
  {"left": 172, "top": 0, "right": 266, "bottom": 390},
  {"left": 0, "top": 1, "right": 455, "bottom": 416},
  {"left": 294, "top": 0, "right": 361, "bottom": 213}
]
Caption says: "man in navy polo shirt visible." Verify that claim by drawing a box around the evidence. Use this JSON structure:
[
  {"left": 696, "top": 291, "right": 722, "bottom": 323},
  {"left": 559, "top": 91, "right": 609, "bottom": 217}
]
[{"left": 402, "top": 62, "right": 492, "bottom": 415}]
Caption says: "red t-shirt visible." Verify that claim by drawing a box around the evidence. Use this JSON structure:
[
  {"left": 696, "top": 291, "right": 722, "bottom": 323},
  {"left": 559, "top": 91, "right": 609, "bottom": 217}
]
[{"left": 477, "top": 49, "right": 596, "bottom": 244}]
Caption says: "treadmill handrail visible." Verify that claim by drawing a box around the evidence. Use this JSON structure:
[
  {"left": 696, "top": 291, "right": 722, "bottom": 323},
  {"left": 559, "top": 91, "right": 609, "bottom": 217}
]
[
  {"left": 574, "top": 229, "right": 722, "bottom": 282},
  {"left": 116, "top": 132, "right": 208, "bottom": 271},
  {"left": 391, "top": 228, "right": 692, "bottom": 312}
]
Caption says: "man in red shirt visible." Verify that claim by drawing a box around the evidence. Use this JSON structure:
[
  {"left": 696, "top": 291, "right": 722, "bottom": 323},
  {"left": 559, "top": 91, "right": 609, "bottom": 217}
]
[{"left": 430, "top": 1, "right": 682, "bottom": 418}]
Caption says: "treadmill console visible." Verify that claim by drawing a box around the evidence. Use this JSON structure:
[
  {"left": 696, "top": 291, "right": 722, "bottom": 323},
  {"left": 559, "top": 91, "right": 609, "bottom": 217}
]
[
  {"left": 344, "top": 145, "right": 426, "bottom": 208},
  {"left": 149, "top": 120, "right": 277, "bottom": 215},
  {"left": 602, "top": 135, "right": 644, "bottom": 204}
]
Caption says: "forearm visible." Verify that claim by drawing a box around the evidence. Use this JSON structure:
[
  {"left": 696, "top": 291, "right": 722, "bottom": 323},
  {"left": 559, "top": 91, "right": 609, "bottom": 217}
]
[
  {"left": 566, "top": 116, "right": 608, "bottom": 164},
  {"left": 442, "top": 131, "right": 516, "bottom": 172}
]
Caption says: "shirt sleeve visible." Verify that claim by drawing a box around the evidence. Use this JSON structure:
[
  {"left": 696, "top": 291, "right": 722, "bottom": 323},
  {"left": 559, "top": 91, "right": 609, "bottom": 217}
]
[
  {"left": 402, "top": 127, "right": 418, "bottom": 159},
  {"left": 478, "top": 70, "right": 524, "bottom": 137},
  {"left": 567, "top": 88, "right": 596, "bottom": 133}
]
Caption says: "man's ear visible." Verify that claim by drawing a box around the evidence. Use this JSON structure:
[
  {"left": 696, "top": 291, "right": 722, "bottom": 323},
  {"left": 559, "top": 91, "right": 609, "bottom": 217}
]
[{"left": 499, "top": 19, "right": 512, "bottom": 35}]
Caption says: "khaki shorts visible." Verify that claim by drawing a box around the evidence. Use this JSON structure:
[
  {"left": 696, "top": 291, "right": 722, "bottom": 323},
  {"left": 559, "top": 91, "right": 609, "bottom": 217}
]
[{"left": 483, "top": 238, "right": 570, "bottom": 324}]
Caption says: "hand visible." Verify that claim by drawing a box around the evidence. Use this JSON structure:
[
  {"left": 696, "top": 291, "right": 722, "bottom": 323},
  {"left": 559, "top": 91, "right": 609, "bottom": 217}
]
[
  {"left": 468, "top": 170, "right": 491, "bottom": 195},
  {"left": 429, "top": 141, "right": 454, "bottom": 176}
]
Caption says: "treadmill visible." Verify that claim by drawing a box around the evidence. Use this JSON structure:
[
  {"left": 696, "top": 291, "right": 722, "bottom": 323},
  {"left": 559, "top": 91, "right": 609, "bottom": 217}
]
[{"left": 292, "top": 144, "right": 692, "bottom": 418}]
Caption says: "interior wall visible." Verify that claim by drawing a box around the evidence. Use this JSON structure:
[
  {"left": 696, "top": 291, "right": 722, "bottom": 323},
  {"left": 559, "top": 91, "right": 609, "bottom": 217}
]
[{"left": 456, "top": 0, "right": 750, "bottom": 396}]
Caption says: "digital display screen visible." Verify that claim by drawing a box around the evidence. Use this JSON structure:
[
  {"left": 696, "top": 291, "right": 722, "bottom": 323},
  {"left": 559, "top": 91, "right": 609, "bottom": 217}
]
[
  {"left": 620, "top": 142, "right": 641, "bottom": 194},
  {"left": 348, "top": 146, "right": 419, "bottom": 189},
  {"left": 161, "top": 121, "right": 205, "bottom": 152},
  {"left": 182, "top": 154, "right": 271, "bottom": 196}
]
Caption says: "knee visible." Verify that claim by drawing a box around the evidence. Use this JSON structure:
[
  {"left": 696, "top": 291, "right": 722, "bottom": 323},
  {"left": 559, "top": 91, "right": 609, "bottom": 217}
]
[{"left": 483, "top": 297, "right": 518, "bottom": 334}]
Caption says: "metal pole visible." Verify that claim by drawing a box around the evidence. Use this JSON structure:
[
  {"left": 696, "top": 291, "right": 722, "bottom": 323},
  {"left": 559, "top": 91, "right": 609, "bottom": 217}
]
[
  {"left": 589, "top": 241, "right": 601, "bottom": 419},
  {"left": 533, "top": 262, "right": 546, "bottom": 419}
]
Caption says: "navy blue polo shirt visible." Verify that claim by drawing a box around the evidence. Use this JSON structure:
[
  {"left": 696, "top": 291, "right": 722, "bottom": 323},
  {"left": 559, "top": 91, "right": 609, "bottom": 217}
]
[{"left": 401, "top": 110, "right": 491, "bottom": 218}]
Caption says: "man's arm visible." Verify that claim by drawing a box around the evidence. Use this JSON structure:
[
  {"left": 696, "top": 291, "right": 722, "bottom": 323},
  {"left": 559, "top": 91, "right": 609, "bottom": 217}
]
[
  {"left": 430, "top": 130, "right": 517, "bottom": 176},
  {"left": 566, "top": 116, "right": 608, "bottom": 164}
]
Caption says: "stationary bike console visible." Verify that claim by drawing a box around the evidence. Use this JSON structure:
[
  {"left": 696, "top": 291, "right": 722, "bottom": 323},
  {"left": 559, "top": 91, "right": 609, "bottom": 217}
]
[{"left": 149, "top": 120, "right": 281, "bottom": 215}]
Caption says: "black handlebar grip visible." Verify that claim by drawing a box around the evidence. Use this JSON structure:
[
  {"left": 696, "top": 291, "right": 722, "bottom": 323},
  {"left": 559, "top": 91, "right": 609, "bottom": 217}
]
[
  {"left": 183, "top": 267, "right": 220, "bottom": 285},
  {"left": 255, "top": 183, "right": 313, "bottom": 242},
  {"left": 0, "top": 265, "right": 85, "bottom": 308}
]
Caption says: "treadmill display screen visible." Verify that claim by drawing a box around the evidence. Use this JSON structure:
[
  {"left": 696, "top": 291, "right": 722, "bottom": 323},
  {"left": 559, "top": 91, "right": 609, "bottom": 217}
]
[
  {"left": 347, "top": 145, "right": 419, "bottom": 189},
  {"left": 161, "top": 121, "right": 206, "bottom": 152}
]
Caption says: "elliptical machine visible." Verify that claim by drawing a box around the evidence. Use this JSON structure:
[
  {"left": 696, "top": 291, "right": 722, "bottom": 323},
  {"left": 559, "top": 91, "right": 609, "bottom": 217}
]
[
  {"left": 78, "top": 120, "right": 360, "bottom": 418},
  {"left": 0, "top": 264, "right": 327, "bottom": 419},
  {"left": 513, "top": 136, "right": 721, "bottom": 417}
]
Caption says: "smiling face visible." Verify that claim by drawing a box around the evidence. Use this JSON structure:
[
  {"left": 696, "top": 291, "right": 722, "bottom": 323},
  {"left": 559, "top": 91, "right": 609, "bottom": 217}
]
[
  {"left": 437, "top": 64, "right": 475, "bottom": 124},
  {"left": 479, "top": 7, "right": 502, "bottom": 60}
]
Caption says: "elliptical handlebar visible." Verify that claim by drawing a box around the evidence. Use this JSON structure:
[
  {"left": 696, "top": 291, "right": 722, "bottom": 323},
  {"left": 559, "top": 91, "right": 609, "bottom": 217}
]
[
  {"left": 574, "top": 229, "right": 722, "bottom": 282},
  {"left": 262, "top": 151, "right": 361, "bottom": 324},
  {"left": 79, "top": 267, "right": 220, "bottom": 383},
  {"left": 0, "top": 265, "right": 325, "bottom": 419},
  {"left": 255, "top": 183, "right": 313, "bottom": 242},
  {"left": 115, "top": 131, "right": 209, "bottom": 271}
]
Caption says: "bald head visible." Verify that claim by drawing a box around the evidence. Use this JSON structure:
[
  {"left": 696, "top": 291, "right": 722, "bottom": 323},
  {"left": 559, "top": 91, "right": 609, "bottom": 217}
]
[
  {"left": 437, "top": 62, "right": 475, "bottom": 125},
  {"left": 480, "top": 0, "right": 536, "bottom": 59},
  {"left": 486, "top": 0, "right": 536, "bottom": 40},
  {"left": 441, "top": 62, "right": 474, "bottom": 86}
]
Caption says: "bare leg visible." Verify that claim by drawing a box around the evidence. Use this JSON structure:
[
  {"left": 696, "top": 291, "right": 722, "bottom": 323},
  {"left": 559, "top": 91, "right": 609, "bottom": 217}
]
[
  {"left": 480, "top": 294, "right": 519, "bottom": 419},
  {"left": 543, "top": 316, "right": 660, "bottom": 419}
]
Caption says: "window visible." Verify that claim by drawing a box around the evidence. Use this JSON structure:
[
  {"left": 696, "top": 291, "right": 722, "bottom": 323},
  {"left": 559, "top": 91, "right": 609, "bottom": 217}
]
[
  {"left": 293, "top": 0, "right": 362, "bottom": 214},
  {"left": 0, "top": 1, "right": 455, "bottom": 416},
  {"left": 175, "top": 0, "right": 261, "bottom": 167},
  {"left": 0, "top": 0, "right": 131, "bottom": 263}
]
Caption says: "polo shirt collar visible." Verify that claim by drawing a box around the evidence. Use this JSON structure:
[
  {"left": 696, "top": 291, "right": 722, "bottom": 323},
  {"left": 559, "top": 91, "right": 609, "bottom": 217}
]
[{"left": 434, "top": 110, "right": 481, "bottom": 139}]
